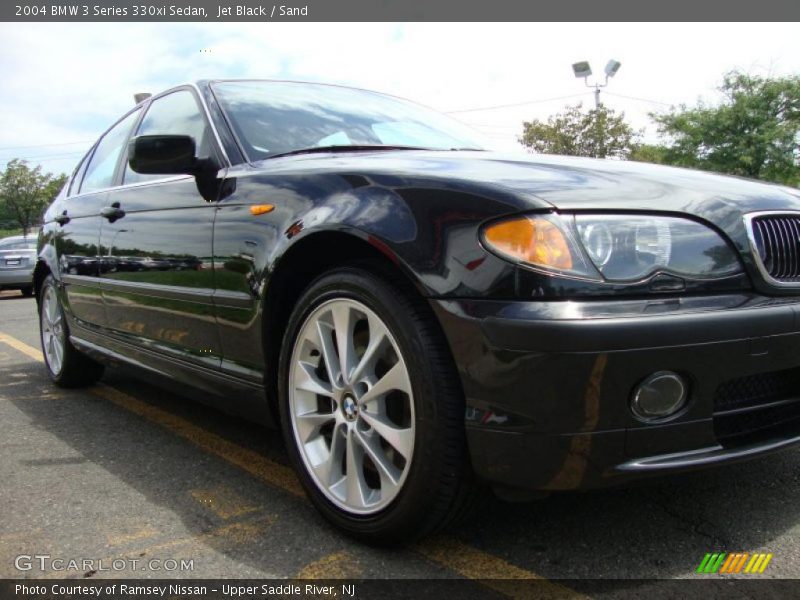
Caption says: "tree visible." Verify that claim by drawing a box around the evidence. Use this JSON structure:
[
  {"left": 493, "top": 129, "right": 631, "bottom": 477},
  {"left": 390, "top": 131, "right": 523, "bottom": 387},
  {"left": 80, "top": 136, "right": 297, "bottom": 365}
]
[
  {"left": 651, "top": 71, "right": 800, "bottom": 185},
  {"left": 519, "top": 103, "right": 640, "bottom": 159},
  {"left": 629, "top": 143, "right": 670, "bottom": 165},
  {"left": 44, "top": 173, "right": 68, "bottom": 206},
  {"left": 0, "top": 160, "right": 67, "bottom": 236}
]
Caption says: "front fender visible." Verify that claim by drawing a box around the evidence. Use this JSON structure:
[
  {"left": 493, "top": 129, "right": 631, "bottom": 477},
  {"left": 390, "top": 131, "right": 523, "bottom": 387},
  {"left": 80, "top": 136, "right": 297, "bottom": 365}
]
[{"left": 266, "top": 180, "right": 523, "bottom": 299}]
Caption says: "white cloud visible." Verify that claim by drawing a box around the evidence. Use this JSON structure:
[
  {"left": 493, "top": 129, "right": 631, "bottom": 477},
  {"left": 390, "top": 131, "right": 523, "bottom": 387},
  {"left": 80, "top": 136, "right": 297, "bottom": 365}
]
[{"left": 1, "top": 22, "right": 799, "bottom": 174}]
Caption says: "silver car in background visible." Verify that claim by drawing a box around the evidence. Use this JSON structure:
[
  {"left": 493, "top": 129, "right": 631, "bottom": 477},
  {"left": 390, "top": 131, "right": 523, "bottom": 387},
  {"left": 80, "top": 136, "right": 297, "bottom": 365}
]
[{"left": 0, "top": 235, "right": 37, "bottom": 296}]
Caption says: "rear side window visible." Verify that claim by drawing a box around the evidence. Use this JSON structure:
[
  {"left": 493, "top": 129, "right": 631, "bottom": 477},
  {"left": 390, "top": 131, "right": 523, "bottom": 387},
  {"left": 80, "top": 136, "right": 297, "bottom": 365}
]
[
  {"left": 124, "top": 90, "right": 212, "bottom": 185},
  {"left": 67, "top": 154, "right": 90, "bottom": 196},
  {"left": 80, "top": 109, "right": 141, "bottom": 194}
]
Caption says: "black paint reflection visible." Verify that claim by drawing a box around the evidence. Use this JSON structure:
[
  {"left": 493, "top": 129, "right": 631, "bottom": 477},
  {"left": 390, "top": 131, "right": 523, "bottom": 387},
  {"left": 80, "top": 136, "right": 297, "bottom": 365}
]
[
  {"left": 51, "top": 194, "right": 107, "bottom": 327},
  {"left": 98, "top": 178, "right": 219, "bottom": 364}
]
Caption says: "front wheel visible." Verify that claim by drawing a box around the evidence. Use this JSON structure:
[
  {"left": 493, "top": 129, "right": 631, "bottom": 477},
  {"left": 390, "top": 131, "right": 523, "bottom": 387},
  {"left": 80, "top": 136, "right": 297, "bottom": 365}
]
[
  {"left": 278, "top": 266, "right": 476, "bottom": 543},
  {"left": 39, "top": 274, "right": 104, "bottom": 387}
]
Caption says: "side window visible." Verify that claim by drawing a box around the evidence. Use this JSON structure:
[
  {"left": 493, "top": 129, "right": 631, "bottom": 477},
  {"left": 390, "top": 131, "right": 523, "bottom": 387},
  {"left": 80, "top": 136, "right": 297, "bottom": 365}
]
[
  {"left": 124, "top": 90, "right": 213, "bottom": 185},
  {"left": 67, "top": 153, "right": 90, "bottom": 196},
  {"left": 80, "top": 109, "right": 141, "bottom": 195}
]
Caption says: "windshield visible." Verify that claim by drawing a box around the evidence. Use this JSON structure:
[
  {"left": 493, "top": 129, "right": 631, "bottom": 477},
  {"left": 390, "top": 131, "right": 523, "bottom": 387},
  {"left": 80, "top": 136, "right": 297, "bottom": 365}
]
[{"left": 211, "top": 81, "right": 487, "bottom": 161}]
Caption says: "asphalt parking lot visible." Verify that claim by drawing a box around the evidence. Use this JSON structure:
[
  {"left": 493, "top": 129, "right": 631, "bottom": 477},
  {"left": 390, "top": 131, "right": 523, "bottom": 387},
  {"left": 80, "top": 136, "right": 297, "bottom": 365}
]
[{"left": 1, "top": 289, "right": 799, "bottom": 592}]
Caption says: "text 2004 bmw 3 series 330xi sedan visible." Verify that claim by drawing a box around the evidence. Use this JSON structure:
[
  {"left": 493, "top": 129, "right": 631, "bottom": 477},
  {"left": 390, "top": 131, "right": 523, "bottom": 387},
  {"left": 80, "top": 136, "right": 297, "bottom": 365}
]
[{"left": 35, "top": 80, "right": 800, "bottom": 542}]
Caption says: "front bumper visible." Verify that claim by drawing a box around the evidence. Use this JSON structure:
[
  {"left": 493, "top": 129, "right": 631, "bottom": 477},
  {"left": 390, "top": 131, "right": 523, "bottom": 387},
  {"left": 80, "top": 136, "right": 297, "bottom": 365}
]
[{"left": 431, "top": 294, "right": 800, "bottom": 491}]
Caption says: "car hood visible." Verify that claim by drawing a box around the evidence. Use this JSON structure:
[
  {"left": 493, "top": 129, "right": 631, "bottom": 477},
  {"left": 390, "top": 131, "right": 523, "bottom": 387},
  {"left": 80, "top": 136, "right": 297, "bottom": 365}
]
[
  {"left": 257, "top": 149, "right": 800, "bottom": 262},
  {"left": 260, "top": 149, "right": 800, "bottom": 212}
]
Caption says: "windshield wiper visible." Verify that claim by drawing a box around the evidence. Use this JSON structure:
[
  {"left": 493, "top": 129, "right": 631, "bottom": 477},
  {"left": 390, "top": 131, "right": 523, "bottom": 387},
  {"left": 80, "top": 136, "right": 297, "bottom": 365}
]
[{"left": 266, "top": 145, "right": 433, "bottom": 159}]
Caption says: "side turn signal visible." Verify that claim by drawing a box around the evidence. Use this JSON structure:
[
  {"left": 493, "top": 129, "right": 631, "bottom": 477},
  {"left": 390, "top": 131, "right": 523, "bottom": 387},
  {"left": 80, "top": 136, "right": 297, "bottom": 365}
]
[{"left": 250, "top": 204, "right": 275, "bottom": 216}]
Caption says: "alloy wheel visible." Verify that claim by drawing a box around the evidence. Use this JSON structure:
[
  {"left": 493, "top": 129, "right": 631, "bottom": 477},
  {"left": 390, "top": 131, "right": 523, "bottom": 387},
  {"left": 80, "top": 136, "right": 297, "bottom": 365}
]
[
  {"left": 41, "top": 285, "right": 65, "bottom": 375},
  {"left": 288, "top": 298, "right": 415, "bottom": 515}
]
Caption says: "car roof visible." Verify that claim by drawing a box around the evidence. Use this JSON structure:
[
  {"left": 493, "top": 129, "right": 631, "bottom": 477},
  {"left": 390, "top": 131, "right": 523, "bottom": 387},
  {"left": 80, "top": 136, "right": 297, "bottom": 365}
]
[
  {"left": 199, "top": 78, "right": 382, "bottom": 92},
  {"left": 134, "top": 79, "right": 400, "bottom": 112},
  {"left": 207, "top": 79, "right": 418, "bottom": 103},
  {"left": 142, "top": 79, "right": 406, "bottom": 105}
]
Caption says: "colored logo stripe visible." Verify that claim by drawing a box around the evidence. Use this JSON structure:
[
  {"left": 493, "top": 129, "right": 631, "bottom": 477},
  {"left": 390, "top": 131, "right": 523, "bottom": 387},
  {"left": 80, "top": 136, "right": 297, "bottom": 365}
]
[
  {"left": 745, "top": 553, "right": 773, "bottom": 573},
  {"left": 697, "top": 553, "right": 726, "bottom": 573},
  {"left": 719, "top": 553, "right": 748, "bottom": 573},
  {"left": 697, "top": 552, "right": 773, "bottom": 574}
]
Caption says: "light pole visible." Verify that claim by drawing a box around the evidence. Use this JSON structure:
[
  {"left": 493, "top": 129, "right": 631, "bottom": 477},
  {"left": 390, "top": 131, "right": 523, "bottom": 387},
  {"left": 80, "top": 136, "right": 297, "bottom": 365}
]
[{"left": 571, "top": 60, "right": 622, "bottom": 109}]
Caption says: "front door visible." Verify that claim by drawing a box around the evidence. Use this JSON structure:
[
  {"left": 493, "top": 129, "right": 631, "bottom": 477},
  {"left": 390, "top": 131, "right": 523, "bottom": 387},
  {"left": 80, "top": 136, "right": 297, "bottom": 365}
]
[{"left": 97, "top": 89, "right": 223, "bottom": 368}]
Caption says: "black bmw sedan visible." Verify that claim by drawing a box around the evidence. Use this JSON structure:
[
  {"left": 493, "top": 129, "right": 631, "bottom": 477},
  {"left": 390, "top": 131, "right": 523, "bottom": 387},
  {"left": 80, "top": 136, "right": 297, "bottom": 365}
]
[{"left": 36, "top": 80, "right": 800, "bottom": 542}]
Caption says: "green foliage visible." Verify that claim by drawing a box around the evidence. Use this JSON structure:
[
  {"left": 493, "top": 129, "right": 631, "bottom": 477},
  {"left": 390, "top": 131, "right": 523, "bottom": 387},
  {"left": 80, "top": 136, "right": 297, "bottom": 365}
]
[
  {"left": 651, "top": 71, "right": 800, "bottom": 185},
  {"left": 44, "top": 173, "right": 68, "bottom": 204},
  {"left": 0, "top": 227, "right": 24, "bottom": 239},
  {"left": 0, "top": 160, "right": 67, "bottom": 236},
  {"left": 629, "top": 143, "right": 670, "bottom": 165},
  {"left": 519, "top": 103, "right": 640, "bottom": 159}
]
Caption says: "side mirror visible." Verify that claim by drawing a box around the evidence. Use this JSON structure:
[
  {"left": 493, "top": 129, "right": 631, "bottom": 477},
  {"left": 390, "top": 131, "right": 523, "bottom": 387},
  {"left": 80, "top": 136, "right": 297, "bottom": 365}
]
[{"left": 127, "top": 135, "right": 209, "bottom": 175}]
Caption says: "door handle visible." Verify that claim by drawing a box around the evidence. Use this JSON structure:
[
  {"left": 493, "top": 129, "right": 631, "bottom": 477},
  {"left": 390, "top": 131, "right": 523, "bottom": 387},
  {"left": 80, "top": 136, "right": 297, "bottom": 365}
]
[
  {"left": 54, "top": 211, "right": 70, "bottom": 226},
  {"left": 100, "top": 203, "right": 125, "bottom": 222}
]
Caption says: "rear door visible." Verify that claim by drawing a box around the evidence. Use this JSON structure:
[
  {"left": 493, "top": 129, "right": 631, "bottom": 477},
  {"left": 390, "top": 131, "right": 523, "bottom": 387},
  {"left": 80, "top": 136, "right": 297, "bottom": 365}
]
[
  {"left": 55, "top": 108, "right": 142, "bottom": 328},
  {"left": 98, "top": 88, "right": 224, "bottom": 368}
]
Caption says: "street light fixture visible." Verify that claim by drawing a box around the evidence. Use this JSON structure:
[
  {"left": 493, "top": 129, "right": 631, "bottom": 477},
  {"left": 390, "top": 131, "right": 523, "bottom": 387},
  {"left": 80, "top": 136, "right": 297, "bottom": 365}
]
[
  {"left": 604, "top": 60, "right": 622, "bottom": 78},
  {"left": 572, "top": 59, "right": 622, "bottom": 108},
  {"left": 571, "top": 61, "right": 592, "bottom": 79}
]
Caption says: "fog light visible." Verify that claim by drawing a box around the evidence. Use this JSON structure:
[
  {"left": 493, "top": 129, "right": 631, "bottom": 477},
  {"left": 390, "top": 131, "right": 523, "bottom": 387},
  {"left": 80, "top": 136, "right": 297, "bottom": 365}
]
[{"left": 630, "top": 371, "right": 687, "bottom": 422}]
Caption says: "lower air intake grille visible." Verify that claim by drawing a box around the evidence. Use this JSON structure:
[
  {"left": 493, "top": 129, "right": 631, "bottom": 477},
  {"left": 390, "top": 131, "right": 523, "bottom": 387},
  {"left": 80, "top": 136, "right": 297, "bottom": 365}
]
[{"left": 713, "top": 367, "right": 800, "bottom": 446}]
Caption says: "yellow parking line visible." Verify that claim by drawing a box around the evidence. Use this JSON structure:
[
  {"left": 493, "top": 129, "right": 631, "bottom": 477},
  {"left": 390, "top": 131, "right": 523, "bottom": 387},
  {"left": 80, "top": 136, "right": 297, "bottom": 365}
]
[
  {"left": 0, "top": 331, "right": 573, "bottom": 594},
  {"left": 415, "top": 536, "right": 584, "bottom": 599},
  {"left": 91, "top": 384, "right": 305, "bottom": 498},
  {"left": 0, "top": 333, "right": 44, "bottom": 362},
  {"left": 294, "top": 551, "right": 363, "bottom": 579},
  {"left": 0, "top": 333, "right": 304, "bottom": 497}
]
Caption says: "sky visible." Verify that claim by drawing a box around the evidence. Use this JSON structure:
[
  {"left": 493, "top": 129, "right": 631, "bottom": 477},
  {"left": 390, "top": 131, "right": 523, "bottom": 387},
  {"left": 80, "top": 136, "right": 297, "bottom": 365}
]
[{"left": 1, "top": 22, "right": 799, "bottom": 176}]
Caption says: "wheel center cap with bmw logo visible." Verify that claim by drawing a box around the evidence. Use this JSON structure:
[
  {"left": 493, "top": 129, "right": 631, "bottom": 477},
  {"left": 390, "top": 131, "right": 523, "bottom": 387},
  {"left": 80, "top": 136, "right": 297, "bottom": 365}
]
[{"left": 342, "top": 395, "right": 358, "bottom": 421}]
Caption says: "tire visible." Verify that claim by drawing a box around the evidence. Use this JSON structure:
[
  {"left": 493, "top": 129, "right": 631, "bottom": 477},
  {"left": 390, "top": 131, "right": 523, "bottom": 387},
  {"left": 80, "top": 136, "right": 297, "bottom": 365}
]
[
  {"left": 278, "top": 264, "right": 477, "bottom": 544},
  {"left": 39, "top": 274, "right": 104, "bottom": 388},
  {"left": 21, "top": 286, "right": 35, "bottom": 297}
]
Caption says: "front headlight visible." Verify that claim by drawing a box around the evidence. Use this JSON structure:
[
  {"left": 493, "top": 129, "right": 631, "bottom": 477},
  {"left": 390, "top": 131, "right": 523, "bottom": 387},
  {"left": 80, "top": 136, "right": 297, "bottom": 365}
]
[
  {"left": 482, "top": 213, "right": 742, "bottom": 283},
  {"left": 574, "top": 214, "right": 741, "bottom": 281}
]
